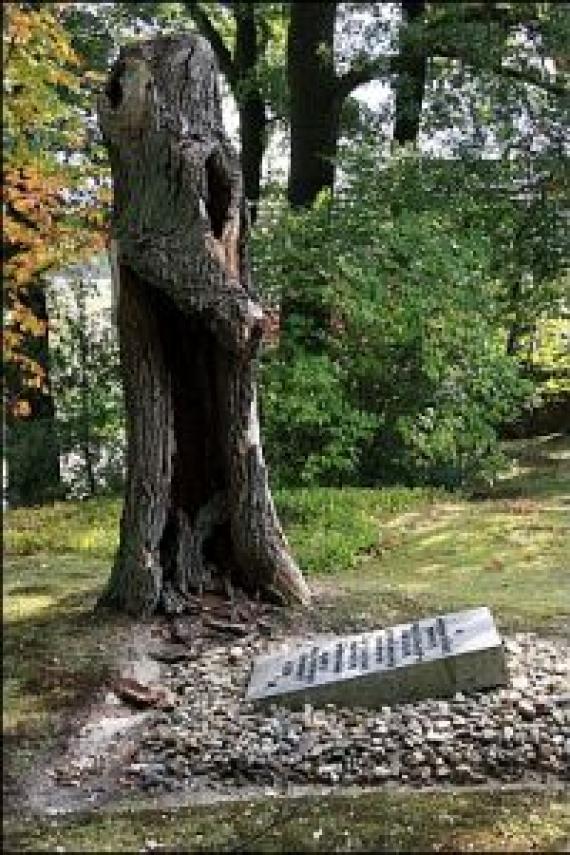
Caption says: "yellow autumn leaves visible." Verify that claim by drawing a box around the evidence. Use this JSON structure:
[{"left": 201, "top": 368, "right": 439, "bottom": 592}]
[{"left": 3, "top": 4, "right": 110, "bottom": 415}]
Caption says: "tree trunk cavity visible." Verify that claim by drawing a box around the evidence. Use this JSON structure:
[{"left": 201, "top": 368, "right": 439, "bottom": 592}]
[{"left": 98, "top": 33, "right": 310, "bottom": 616}]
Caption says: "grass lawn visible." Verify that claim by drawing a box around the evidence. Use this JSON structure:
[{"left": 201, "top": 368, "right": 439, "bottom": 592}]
[
  {"left": 3, "top": 433, "right": 570, "bottom": 851},
  {"left": 5, "top": 789, "right": 569, "bottom": 852}
]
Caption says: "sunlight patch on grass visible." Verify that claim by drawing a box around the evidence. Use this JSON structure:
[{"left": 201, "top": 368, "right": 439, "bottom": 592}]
[
  {"left": 4, "top": 595, "right": 56, "bottom": 623},
  {"left": 411, "top": 530, "right": 454, "bottom": 547}
]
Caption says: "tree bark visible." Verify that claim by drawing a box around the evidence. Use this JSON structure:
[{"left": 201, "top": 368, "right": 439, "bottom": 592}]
[
  {"left": 235, "top": 2, "right": 266, "bottom": 224},
  {"left": 184, "top": 1, "right": 268, "bottom": 223},
  {"left": 98, "top": 33, "right": 309, "bottom": 616},
  {"left": 287, "top": 1, "right": 340, "bottom": 209}
]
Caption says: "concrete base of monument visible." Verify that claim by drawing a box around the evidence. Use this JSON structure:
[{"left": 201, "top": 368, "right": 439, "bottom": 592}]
[{"left": 246, "top": 607, "right": 508, "bottom": 709}]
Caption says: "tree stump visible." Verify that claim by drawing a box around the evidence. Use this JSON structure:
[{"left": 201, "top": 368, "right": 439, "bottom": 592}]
[{"left": 98, "top": 34, "right": 310, "bottom": 615}]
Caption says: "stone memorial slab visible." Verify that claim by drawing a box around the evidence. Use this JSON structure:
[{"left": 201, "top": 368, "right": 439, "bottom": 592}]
[{"left": 247, "top": 607, "right": 508, "bottom": 709}]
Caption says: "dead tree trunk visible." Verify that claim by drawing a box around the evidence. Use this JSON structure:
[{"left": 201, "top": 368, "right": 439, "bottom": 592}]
[{"left": 98, "top": 34, "right": 310, "bottom": 616}]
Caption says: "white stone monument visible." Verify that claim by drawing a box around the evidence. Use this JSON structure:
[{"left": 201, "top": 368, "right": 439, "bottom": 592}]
[{"left": 247, "top": 607, "right": 508, "bottom": 709}]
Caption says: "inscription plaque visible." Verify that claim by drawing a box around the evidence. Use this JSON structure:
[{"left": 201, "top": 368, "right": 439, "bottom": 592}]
[{"left": 246, "top": 607, "right": 508, "bottom": 709}]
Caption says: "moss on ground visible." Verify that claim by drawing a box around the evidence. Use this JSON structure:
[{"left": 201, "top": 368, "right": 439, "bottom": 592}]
[{"left": 4, "top": 788, "right": 569, "bottom": 852}]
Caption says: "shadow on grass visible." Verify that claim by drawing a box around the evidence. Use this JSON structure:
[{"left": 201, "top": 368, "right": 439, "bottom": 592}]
[
  {"left": 479, "top": 432, "right": 570, "bottom": 501},
  {"left": 3, "top": 588, "right": 131, "bottom": 811},
  {"left": 3, "top": 589, "right": 130, "bottom": 742},
  {"left": 7, "top": 583, "right": 56, "bottom": 597}
]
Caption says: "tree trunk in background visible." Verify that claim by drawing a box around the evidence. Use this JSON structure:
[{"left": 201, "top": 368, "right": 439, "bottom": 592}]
[
  {"left": 287, "top": 1, "right": 340, "bottom": 209},
  {"left": 282, "top": 2, "right": 339, "bottom": 348},
  {"left": 393, "top": 0, "right": 427, "bottom": 146},
  {"left": 235, "top": 3, "right": 266, "bottom": 225},
  {"left": 98, "top": 33, "right": 309, "bottom": 616},
  {"left": 5, "top": 278, "right": 62, "bottom": 507}
]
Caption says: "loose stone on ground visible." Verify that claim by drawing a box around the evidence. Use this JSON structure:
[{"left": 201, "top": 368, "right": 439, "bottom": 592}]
[
  {"left": 24, "top": 611, "right": 569, "bottom": 813},
  {"left": 121, "top": 623, "right": 569, "bottom": 795}
]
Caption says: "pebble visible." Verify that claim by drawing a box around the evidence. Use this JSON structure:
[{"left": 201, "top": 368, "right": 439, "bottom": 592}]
[
  {"left": 517, "top": 699, "right": 536, "bottom": 720},
  {"left": 228, "top": 646, "right": 244, "bottom": 664},
  {"left": 111, "top": 630, "right": 570, "bottom": 793}
]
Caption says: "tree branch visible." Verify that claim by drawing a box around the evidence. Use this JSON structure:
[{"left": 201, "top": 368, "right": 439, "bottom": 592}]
[
  {"left": 433, "top": 47, "right": 568, "bottom": 97},
  {"left": 336, "top": 55, "right": 395, "bottom": 100},
  {"left": 183, "top": 1, "right": 236, "bottom": 89},
  {"left": 336, "top": 48, "right": 567, "bottom": 101}
]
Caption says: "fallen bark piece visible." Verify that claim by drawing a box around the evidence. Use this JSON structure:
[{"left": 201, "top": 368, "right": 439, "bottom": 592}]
[
  {"left": 113, "top": 677, "right": 175, "bottom": 710},
  {"left": 201, "top": 593, "right": 230, "bottom": 610},
  {"left": 257, "top": 618, "right": 273, "bottom": 636},
  {"left": 203, "top": 617, "right": 251, "bottom": 637},
  {"left": 148, "top": 644, "right": 192, "bottom": 663},
  {"left": 170, "top": 618, "right": 195, "bottom": 646}
]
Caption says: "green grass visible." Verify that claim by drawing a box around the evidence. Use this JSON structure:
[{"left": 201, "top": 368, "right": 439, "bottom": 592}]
[
  {"left": 4, "top": 486, "right": 442, "bottom": 573},
  {"left": 274, "top": 484, "right": 443, "bottom": 573},
  {"left": 3, "top": 433, "right": 569, "bottom": 850},
  {"left": 306, "top": 433, "right": 570, "bottom": 634},
  {"left": 3, "top": 433, "right": 569, "bottom": 742},
  {"left": 4, "top": 788, "right": 569, "bottom": 852},
  {"left": 5, "top": 496, "right": 121, "bottom": 558}
]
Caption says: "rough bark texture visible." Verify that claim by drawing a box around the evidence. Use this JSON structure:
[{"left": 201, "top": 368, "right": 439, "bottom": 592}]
[
  {"left": 184, "top": 1, "right": 267, "bottom": 223},
  {"left": 98, "top": 34, "right": 309, "bottom": 616}
]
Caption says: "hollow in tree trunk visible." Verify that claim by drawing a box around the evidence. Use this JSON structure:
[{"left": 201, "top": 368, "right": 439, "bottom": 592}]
[{"left": 98, "top": 34, "right": 310, "bottom": 616}]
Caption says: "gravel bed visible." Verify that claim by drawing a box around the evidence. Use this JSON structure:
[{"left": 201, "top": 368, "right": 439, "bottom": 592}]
[{"left": 120, "top": 630, "right": 569, "bottom": 794}]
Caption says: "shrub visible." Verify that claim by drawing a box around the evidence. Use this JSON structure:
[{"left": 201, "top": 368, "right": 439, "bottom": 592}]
[
  {"left": 260, "top": 351, "right": 378, "bottom": 486},
  {"left": 253, "top": 149, "right": 534, "bottom": 489}
]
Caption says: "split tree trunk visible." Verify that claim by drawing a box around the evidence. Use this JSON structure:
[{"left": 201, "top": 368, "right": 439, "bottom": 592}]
[{"left": 98, "top": 33, "right": 310, "bottom": 616}]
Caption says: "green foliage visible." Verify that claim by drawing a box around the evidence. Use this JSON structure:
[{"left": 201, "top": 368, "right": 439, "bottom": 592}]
[
  {"left": 530, "top": 318, "right": 570, "bottom": 396},
  {"left": 273, "top": 485, "right": 440, "bottom": 574},
  {"left": 5, "top": 418, "right": 64, "bottom": 508},
  {"left": 261, "top": 352, "right": 378, "bottom": 486},
  {"left": 253, "top": 149, "right": 541, "bottom": 489},
  {"left": 48, "top": 263, "right": 125, "bottom": 498}
]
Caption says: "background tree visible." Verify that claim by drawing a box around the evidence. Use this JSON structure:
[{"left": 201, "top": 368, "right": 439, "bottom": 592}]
[
  {"left": 47, "top": 260, "right": 125, "bottom": 499},
  {"left": 392, "top": 0, "right": 426, "bottom": 146},
  {"left": 286, "top": 1, "right": 568, "bottom": 206},
  {"left": 183, "top": 2, "right": 277, "bottom": 222},
  {"left": 3, "top": 2, "right": 107, "bottom": 505}
]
